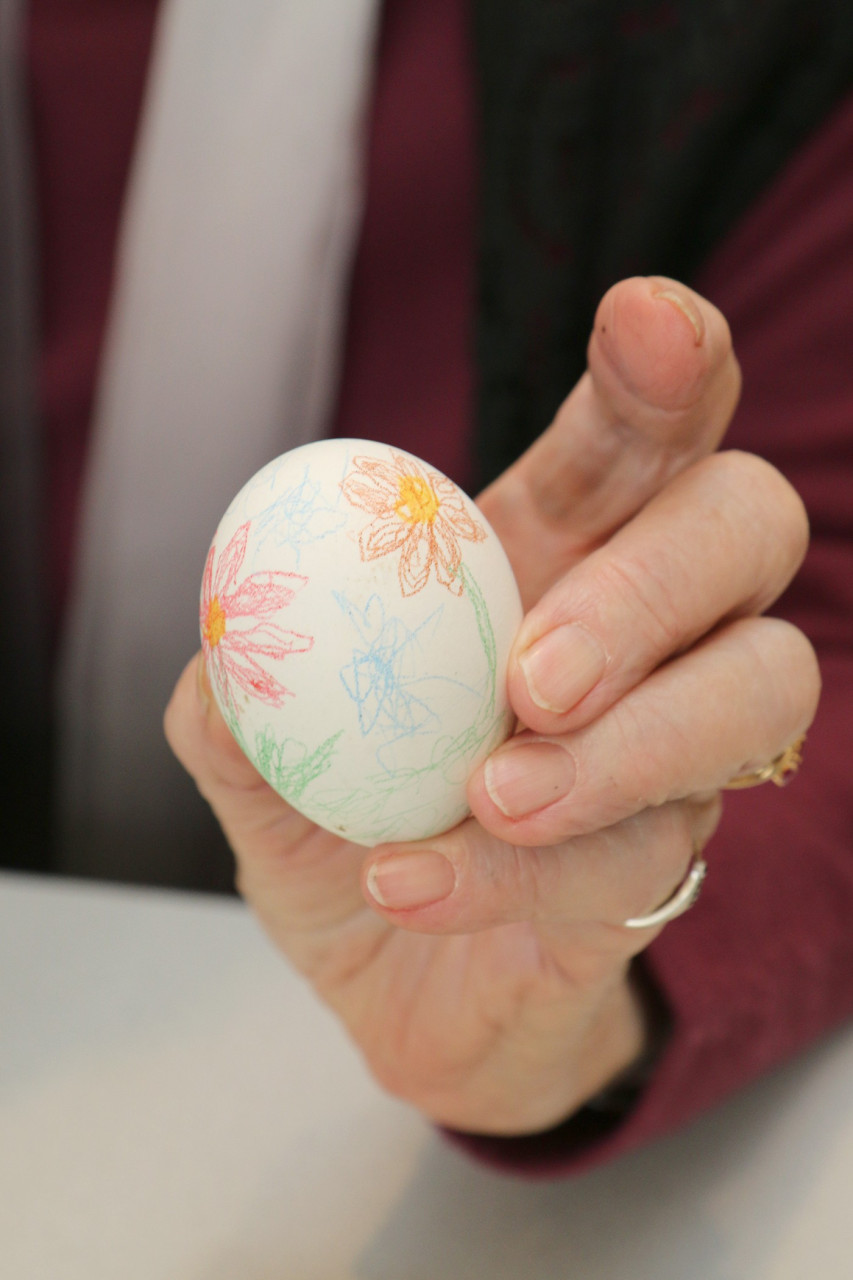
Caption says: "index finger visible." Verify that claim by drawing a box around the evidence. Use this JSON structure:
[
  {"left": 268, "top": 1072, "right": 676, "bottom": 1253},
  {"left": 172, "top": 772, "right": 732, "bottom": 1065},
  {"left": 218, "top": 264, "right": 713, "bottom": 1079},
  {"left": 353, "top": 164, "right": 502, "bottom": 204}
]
[{"left": 478, "top": 276, "right": 741, "bottom": 608}]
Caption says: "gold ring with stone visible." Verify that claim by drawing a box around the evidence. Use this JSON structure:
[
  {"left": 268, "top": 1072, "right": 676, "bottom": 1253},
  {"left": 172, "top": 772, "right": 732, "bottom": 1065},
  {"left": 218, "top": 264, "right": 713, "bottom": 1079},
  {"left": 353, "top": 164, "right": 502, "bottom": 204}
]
[{"left": 723, "top": 735, "right": 806, "bottom": 791}]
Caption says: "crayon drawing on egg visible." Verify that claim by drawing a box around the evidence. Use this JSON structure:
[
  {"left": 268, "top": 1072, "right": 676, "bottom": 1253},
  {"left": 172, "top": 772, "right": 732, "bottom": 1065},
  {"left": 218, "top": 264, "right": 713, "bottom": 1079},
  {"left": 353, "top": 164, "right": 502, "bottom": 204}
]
[
  {"left": 251, "top": 465, "right": 348, "bottom": 567},
  {"left": 200, "top": 438, "right": 522, "bottom": 845},
  {"left": 340, "top": 450, "right": 486, "bottom": 596},
  {"left": 335, "top": 590, "right": 443, "bottom": 743},
  {"left": 200, "top": 521, "right": 314, "bottom": 732},
  {"left": 252, "top": 725, "right": 343, "bottom": 804}
]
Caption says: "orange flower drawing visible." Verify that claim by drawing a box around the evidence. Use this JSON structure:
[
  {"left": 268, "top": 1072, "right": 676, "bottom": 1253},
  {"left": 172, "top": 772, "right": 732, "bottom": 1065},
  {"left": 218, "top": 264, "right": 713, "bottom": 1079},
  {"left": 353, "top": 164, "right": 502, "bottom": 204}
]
[
  {"left": 341, "top": 452, "right": 486, "bottom": 596},
  {"left": 200, "top": 522, "right": 313, "bottom": 714}
]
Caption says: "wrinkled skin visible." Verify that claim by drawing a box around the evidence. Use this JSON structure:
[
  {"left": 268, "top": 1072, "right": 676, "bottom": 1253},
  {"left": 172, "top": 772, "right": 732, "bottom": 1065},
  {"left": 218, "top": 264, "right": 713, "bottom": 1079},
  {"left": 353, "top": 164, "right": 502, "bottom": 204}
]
[{"left": 166, "top": 278, "right": 819, "bottom": 1136}]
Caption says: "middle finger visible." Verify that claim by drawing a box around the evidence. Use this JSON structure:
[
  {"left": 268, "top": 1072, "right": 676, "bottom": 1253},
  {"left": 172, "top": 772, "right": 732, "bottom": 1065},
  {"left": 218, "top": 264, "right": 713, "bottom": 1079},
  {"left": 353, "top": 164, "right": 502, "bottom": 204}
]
[{"left": 507, "top": 449, "right": 809, "bottom": 736}]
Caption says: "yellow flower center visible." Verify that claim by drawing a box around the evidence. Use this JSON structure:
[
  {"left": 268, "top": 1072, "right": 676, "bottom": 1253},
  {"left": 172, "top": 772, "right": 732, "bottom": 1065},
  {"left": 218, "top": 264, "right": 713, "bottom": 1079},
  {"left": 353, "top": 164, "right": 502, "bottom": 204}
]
[
  {"left": 395, "top": 474, "right": 440, "bottom": 525},
  {"left": 204, "top": 596, "right": 227, "bottom": 648}
]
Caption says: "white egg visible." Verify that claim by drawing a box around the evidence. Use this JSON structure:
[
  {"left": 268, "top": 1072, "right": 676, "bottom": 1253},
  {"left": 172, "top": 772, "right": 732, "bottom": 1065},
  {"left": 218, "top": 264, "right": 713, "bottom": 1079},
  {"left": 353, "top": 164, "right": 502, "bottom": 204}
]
[{"left": 200, "top": 438, "right": 522, "bottom": 846}]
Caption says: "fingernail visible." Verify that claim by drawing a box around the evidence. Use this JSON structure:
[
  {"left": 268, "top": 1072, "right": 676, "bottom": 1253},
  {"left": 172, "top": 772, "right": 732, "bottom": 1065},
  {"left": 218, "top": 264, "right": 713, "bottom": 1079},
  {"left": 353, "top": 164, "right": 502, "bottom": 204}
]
[
  {"left": 519, "top": 624, "right": 607, "bottom": 713},
  {"left": 196, "top": 653, "right": 212, "bottom": 713},
  {"left": 367, "top": 851, "right": 456, "bottom": 911},
  {"left": 485, "top": 741, "right": 576, "bottom": 819},
  {"left": 652, "top": 287, "right": 704, "bottom": 345}
]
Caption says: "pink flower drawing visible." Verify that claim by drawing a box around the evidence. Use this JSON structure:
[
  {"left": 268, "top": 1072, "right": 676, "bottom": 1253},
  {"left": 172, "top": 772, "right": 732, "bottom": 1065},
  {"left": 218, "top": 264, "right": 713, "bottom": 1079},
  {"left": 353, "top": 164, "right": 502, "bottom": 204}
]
[
  {"left": 200, "top": 522, "right": 313, "bottom": 714},
  {"left": 340, "top": 451, "right": 486, "bottom": 596}
]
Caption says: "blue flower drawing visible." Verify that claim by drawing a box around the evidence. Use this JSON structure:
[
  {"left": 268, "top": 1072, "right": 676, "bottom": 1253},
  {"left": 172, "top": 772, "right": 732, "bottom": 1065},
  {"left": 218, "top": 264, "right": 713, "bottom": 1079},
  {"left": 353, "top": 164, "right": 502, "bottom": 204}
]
[
  {"left": 336, "top": 593, "right": 439, "bottom": 739},
  {"left": 335, "top": 590, "right": 485, "bottom": 779},
  {"left": 252, "top": 466, "right": 347, "bottom": 567}
]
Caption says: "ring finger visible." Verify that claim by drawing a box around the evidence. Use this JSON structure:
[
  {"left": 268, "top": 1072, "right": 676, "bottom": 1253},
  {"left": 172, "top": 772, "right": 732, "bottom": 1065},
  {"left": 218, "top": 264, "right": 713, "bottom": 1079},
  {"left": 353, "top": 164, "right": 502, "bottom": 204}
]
[{"left": 470, "top": 614, "right": 820, "bottom": 847}]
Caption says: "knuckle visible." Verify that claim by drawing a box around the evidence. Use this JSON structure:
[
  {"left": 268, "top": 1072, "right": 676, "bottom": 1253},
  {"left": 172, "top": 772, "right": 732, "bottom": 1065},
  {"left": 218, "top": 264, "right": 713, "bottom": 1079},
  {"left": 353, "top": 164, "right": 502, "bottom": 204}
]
[
  {"left": 597, "top": 550, "right": 685, "bottom": 653},
  {"left": 706, "top": 450, "right": 811, "bottom": 568},
  {"left": 586, "top": 694, "right": 678, "bottom": 820},
  {"left": 442, "top": 811, "right": 576, "bottom": 927},
  {"left": 736, "top": 616, "right": 821, "bottom": 735},
  {"left": 453, "top": 825, "right": 552, "bottom": 924},
  {"left": 162, "top": 694, "right": 181, "bottom": 756},
  {"left": 162, "top": 682, "right": 199, "bottom": 774},
  {"left": 766, "top": 618, "right": 822, "bottom": 722},
  {"left": 624, "top": 724, "right": 685, "bottom": 811}
]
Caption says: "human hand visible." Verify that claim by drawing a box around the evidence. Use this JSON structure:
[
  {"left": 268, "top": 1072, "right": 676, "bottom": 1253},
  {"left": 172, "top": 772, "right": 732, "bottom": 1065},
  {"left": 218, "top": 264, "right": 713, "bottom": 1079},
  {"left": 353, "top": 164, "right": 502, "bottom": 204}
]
[{"left": 165, "top": 277, "right": 819, "bottom": 1136}]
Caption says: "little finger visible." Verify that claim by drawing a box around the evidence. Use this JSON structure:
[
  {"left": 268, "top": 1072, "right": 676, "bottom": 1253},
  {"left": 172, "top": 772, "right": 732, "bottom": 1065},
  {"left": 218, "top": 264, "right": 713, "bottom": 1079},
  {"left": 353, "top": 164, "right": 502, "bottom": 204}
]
[{"left": 363, "top": 796, "right": 721, "bottom": 948}]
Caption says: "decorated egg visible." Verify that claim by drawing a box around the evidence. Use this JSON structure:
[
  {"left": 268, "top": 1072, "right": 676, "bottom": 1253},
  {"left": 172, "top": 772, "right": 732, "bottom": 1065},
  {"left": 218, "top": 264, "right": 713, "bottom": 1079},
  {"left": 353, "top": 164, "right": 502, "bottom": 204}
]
[{"left": 200, "top": 438, "right": 523, "bottom": 845}]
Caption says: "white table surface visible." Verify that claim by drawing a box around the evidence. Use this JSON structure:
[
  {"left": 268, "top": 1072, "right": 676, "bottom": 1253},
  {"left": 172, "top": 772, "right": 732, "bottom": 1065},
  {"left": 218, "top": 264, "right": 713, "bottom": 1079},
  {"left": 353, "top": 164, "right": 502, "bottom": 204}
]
[{"left": 2, "top": 870, "right": 852, "bottom": 1279}]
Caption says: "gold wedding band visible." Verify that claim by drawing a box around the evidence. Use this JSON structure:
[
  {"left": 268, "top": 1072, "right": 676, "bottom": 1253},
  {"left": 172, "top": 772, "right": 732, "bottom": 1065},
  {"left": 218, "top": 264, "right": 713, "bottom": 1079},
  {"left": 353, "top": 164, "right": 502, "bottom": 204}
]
[
  {"left": 723, "top": 735, "right": 806, "bottom": 791},
  {"left": 623, "top": 851, "right": 708, "bottom": 930}
]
